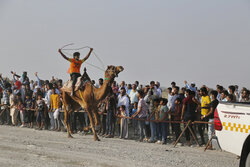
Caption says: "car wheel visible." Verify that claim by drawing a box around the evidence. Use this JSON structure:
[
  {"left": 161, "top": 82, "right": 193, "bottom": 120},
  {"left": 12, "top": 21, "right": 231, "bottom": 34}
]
[{"left": 246, "top": 152, "right": 250, "bottom": 167}]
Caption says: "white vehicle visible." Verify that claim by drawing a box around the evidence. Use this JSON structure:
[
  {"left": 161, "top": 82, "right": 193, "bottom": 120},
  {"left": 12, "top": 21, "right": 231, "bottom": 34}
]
[{"left": 215, "top": 102, "right": 250, "bottom": 167}]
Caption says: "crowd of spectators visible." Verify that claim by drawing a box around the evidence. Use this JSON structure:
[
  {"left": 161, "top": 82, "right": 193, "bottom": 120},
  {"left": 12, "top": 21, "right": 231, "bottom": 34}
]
[{"left": 0, "top": 71, "right": 249, "bottom": 149}]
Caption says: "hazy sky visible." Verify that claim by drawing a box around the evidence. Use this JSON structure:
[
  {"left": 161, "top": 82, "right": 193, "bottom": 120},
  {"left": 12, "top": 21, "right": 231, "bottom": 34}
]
[{"left": 1, "top": 0, "right": 250, "bottom": 88}]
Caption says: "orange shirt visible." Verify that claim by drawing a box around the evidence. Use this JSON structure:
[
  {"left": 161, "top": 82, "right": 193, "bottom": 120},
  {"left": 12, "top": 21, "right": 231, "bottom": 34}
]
[{"left": 67, "top": 58, "right": 85, "bottom": 74}]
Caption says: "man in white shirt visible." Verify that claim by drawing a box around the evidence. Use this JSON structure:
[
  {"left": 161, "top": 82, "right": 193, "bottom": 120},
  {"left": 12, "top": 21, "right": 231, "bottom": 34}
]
[
  {"left": 117, "top": 87, "right": 130, "bottom": 117},
  {"left": 118, "top": 81, "right": 128, "bottom": 93},
  {"left": 156, "top": 81, "right": 162, "bottom": 98},
  {"left": 129, "top": 84, "right": 138, "bottom": 105}
]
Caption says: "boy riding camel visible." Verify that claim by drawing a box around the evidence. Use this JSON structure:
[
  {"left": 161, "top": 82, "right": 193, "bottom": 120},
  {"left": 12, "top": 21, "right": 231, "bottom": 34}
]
[{"left": 58, "top": 48, "right": 93, "bottom": 96}]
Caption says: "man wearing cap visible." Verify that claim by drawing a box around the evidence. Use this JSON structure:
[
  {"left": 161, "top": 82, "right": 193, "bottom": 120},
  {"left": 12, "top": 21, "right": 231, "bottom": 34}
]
[
  {"left": 184, "top": 80, "right": 197, "bottom": 93},
  {"left": 58, "top": 48, "right": 93, "bottom": 96}
]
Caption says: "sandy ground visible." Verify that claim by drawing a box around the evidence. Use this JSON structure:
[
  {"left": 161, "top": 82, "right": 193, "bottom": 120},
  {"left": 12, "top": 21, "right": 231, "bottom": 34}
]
[{"left": 0, "top": 125, "right": 239, "bottom": 167}]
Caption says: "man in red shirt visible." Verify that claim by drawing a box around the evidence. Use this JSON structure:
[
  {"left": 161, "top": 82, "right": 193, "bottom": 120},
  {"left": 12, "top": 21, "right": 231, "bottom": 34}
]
[{"left": 58, "top": 48, "right": 93, "bottom": 96}]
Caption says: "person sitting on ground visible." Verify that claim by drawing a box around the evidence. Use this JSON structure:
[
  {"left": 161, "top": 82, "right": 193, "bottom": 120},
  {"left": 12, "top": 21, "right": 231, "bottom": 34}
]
[{"left": 58, "top": 47, "right": 93, "bottom": 96}]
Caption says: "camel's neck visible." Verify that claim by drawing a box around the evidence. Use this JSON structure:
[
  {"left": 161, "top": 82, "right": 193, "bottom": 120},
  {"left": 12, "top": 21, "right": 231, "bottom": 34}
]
[{"left": 94, "top": 78, "right": 113, "bottom": 102}]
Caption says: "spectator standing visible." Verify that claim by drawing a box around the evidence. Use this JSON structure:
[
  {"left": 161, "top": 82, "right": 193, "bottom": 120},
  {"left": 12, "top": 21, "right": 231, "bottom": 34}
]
[
  {"left": 171, "top": 98, "right": 182, "bottom": 141},
  {"left": 0, "top": 74, "right": 11, "bottom": 125},
  {"left": 239, "top": 90, "right": 250, "bottom": 102},
  {"left": 117, "top": 87, "right": 130, "bottom": 138},
  {"left": 129, "top": 84, "right": 138, "bottom": 113},
  {"left": 216, "top": 85, "right": 224, "bottom": 101},
  {"left": 131, "top": 102, "right": 138, "bottom": 136},
  {"left": 228, "top": 85, "right": 237, "bottom": 102},
  {"left": 50, "top": 88, "right": 60, "bottom": 131},
  {"left": 181, "top": 90, "right": 197, "bottom": 146},
  {"left": 25, "top": 94, "right": 34, "bottom": 128},
  {"left": 8, "top": 89, "right": 18, "bottom": 126},
  {"left": 167, "top": 87, "right": 173, "bottom": 109},
  {"left": 98, "top": 99, "right": 107, "bottom": 136},
  {"left": 105, "top": 94, "right": 117, "bottom": 138},
  {"left": 119, "top": 81, "right": 128, "bottom": 93},
  {"left": 17, "top": 99, "right": 25, "bottom": 127},
  {"left": 184, "top": 81, "right": 196, "bottom": 93},
  {"left": 46, "top": 83, "right": 55, "bottom": 130},
  {"left": 117, "top": 87, "right": 130, "bottom": 118},
  {"left": 199, "top": 87, "right": 211, "bottom": 145},
  {"left": 147, "top": 81, "right": 160, "bottom": 143},
  {"left": 155, "top": 81, "right": 162, "bottom": 97},
  {"left": 119, "top": 105, "right": 128, "bottom": 139},
  {"left": 132, "top": 90, "right": 148, "bottom": 142},
  {"left": 158, "top": 98, "right": 169, "bottom": 144},
  {"left": 35, "top": 94, "right": 46, "bottom": 130},
  {"left": 202, "top": 90, "right": 219, "bottom": 149},
  {"left": 220, "top": 90, "right": 228, "bottom": 102}
]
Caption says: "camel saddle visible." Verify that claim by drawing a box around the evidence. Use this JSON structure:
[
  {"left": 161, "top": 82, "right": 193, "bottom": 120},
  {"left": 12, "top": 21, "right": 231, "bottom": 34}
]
[{"left": 61, "top": 68, "right": 91, "bottom": 93}]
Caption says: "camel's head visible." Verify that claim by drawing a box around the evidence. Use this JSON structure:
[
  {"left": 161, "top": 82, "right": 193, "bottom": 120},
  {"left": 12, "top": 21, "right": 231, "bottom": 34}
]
[{"left": 105, "top": 65, "right": 124, "bottom": 80}]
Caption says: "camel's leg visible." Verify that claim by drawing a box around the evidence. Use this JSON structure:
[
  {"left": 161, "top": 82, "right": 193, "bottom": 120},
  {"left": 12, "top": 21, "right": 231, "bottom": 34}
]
[
  {"left": 62, "top": 91, "right": 73, "bottom": 138},
  {"left": 87, "top": 109, "right": 100, "bottom": 141},
  {"left": 92, "top": 106, "right": 101, "bottom": 131},
  {"left": 64, "top": 106, "right": 73, "bottom": 138}
]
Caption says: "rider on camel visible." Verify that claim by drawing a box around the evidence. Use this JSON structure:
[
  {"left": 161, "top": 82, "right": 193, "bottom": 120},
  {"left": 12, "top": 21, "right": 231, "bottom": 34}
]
[{"left": 58, "top": 48, "right": 93, "bottom": 96}]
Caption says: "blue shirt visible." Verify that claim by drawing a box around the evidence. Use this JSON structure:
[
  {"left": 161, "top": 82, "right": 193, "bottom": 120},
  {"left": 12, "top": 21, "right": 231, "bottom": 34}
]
[
  {"left": 170, "top": 94, "right": 180, "bottom": 112},
  {"left": 185, "top": 84, "right": 196, "bottom": 93},
  {"left": 131, "top": 108, "right": 137, "bottom": 116}
]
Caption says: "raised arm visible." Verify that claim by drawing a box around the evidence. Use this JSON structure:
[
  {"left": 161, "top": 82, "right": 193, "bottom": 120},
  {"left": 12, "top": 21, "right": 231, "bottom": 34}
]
[
  {"left": 58, "top": 49, "right": 69, "bottom": 61},
  {"left": 82, "top": 48, "right": 93, "bottom": 62},
  {"left": 0, "top": 74, "right": 5, "bottom": 90},
  {"left": 34, "top": 72, "right": 41, "bottom": 87},
  {"left": 11, "top": 71, "right": 21, "bottom": 78}
]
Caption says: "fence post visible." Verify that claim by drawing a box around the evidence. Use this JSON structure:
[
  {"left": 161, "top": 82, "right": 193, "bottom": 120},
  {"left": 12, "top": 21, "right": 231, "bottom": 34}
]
[{"left": 173, "top": 120, "right": 191, "bottom": 147}]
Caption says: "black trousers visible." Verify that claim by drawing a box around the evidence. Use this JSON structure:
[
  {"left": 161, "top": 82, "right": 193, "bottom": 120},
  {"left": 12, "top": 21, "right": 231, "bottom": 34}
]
[{"left": 70, "top": 73, "right": 81, "bottom": 87}]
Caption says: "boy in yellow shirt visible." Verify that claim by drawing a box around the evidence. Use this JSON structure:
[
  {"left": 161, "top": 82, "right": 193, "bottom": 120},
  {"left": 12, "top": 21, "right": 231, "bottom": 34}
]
[
  {"left": 199, "top": 87, "right": 211, "bottom": 145},
  {"left": 50, "top": 87, "right": 60, "bottom": 131}
]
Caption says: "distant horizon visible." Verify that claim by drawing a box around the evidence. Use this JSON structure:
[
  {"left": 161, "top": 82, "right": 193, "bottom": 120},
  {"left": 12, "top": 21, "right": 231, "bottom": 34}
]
[{"left": 1, "top": 0, "right": 250, "bottom": 89}]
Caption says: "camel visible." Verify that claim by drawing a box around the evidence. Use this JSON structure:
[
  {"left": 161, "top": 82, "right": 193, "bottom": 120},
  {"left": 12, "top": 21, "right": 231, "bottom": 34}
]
[{"left": 62, "top": 65, "right": 124, "bottom": 141}]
